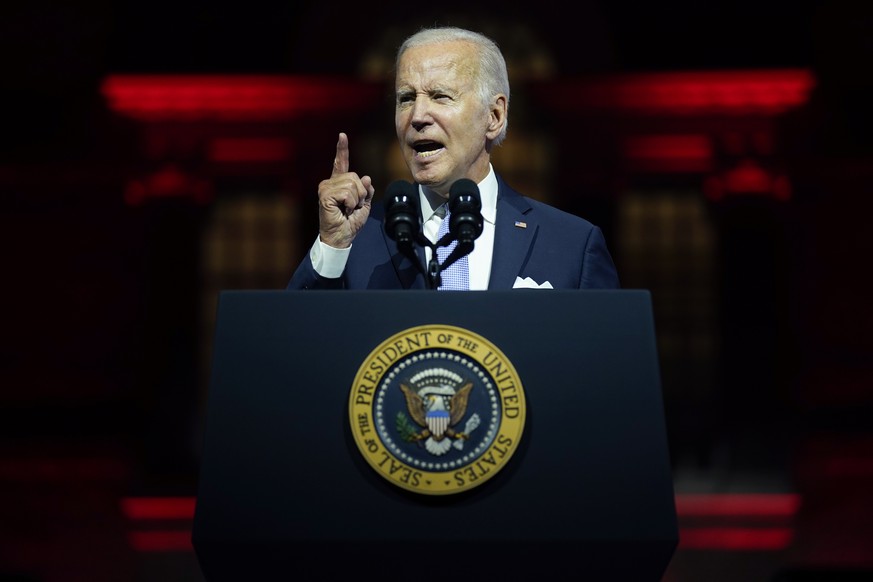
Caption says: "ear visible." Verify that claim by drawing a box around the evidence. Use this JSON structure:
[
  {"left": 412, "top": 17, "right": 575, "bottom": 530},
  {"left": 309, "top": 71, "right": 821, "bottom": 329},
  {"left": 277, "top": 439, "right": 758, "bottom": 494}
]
[{"left": 485, "top": 94, "right": 508, "bottom": 140}]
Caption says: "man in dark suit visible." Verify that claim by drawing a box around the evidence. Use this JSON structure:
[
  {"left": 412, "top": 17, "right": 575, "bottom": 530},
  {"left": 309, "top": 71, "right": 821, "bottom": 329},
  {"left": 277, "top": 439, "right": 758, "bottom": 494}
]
[{"left": 287, "top": 26, "right": 620, "bottom": 291}]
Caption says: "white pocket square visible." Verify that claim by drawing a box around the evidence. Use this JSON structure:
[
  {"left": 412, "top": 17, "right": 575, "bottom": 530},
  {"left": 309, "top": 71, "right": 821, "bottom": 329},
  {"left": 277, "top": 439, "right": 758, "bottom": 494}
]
[{"left": 513, "top": 276, "right": 553, "bottom": 289}]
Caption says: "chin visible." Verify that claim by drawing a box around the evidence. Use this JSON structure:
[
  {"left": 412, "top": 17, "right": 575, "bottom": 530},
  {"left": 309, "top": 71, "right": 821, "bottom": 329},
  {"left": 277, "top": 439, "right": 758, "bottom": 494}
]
[
  {"left": 411, "top": 169, "right": 437, "bottom": 186},
  {"left": 416, "top": 176, "right": 450, "bottom": 194},
  {"left": 411, "top": 166, "right": 448, "bottom": 190}
]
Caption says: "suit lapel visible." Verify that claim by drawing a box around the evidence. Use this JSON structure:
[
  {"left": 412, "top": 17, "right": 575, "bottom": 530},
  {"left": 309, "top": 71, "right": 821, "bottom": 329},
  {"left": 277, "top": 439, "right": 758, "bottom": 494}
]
[{"left": 489, "top": 180, "right": 536, "bottom": 289}]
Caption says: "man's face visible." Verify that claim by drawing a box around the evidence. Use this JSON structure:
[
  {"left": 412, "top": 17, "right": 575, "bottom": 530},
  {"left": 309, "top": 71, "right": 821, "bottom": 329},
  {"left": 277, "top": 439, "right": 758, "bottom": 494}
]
[{"left": 395, "top": 40, "right": 496, "bottom": 197}]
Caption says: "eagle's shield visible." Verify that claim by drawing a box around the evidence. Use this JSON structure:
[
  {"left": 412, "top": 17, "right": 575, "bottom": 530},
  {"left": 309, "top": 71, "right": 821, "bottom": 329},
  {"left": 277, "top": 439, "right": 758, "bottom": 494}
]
[{"left": 426, "top": 409, "right": 450, "bottom": 438}]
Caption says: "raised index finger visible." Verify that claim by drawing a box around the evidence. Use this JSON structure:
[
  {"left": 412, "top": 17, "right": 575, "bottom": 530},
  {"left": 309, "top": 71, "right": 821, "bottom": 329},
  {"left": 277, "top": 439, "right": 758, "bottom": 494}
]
[{"left": 331, "top": 132, "right": 350, "bottom": 177}]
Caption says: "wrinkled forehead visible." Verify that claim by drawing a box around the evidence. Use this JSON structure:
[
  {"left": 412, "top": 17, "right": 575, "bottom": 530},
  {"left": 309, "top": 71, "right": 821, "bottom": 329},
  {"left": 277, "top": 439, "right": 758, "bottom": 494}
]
[{"left": 395, "top": 41, "right": 479, "bottom": 89}]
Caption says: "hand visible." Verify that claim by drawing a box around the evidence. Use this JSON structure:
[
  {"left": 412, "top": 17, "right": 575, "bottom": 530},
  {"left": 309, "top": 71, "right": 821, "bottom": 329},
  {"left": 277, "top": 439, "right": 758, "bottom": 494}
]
[{"left": 317, "top": 132, "right": 375, "bottom": 249}]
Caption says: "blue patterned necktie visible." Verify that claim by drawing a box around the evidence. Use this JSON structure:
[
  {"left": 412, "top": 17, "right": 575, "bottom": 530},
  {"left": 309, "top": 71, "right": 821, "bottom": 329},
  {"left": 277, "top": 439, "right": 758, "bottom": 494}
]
[{"left": 435, "top": 205, "right": 469, "bottom": 290}]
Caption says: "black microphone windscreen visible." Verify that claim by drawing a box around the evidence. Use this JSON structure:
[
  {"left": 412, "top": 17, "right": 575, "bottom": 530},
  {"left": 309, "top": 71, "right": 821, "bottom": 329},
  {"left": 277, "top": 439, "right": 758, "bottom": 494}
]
[
  {"left": 383, "top": 180, "right": 419, "bottom": 244},
  {"left": 448, "top": 178, "right": 483, "bottom": 242},
  {"left": 449, "top": 178, "right": 480, "bottom": 203},
  {"left": 385, "top": 180, "right": 416, "bottom": 200}
]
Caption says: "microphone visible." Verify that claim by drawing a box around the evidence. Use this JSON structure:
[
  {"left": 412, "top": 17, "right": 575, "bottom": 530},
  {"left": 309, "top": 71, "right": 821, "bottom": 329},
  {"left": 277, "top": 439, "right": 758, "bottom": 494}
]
[
  {"left": 448, "top": 178, "right": 484, "bottom": 245},
  {"left": 383, "top": 180, "right": 420, "bottom": 246}
]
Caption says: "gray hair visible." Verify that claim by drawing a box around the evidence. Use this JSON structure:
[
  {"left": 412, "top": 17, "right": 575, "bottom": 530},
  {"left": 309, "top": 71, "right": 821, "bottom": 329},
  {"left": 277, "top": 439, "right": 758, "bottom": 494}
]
[{"left": 396, "top": 26, "right": 510, "bottom": 146}]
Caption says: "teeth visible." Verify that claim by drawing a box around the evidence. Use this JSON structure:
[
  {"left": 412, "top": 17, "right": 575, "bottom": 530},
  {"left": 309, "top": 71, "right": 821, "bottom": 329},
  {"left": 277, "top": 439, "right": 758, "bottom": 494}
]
[{"left": 418, "top": 148, "right": 440, "bottom": 158}]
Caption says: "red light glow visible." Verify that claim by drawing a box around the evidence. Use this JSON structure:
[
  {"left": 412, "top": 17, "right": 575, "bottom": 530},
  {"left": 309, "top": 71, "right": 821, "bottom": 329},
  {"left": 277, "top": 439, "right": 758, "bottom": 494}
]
[
  {"left": 538, "top": 69, "right": 815, "bottom": 115},
  {"left": 125, "top": 527, "right": 795, "bottom": 553},
  {"left": 123, "top": 163, "right": 213, "bottom": 206},
  {"left": 120, "top": 494, "right": 801, "bottom": 553},
  {"left": 679, "top": 527, "right": 794, "bottom": 551},
  {"left": 208, "top": 137, "right": 294, "bottom": 163},
  {"left": 101, "top": 75, "right": 385, "bottom": 121},
  {"left": 675, "top": 493, "right": 801, "bottom": 518},
  {"left": 704, "top": 159, "right": 792, "bottom": 201},
  {"left": 118, "top": 493, "right": 802, "bottom": 521},
  {"left": 623, "top": 134, "right": 713, "bottom": 172},
  {"left": 121, "top": 496, "right": 196, "bottom": 520},
  {"left": 128, "top": 530, "right": 193, "bottom": 552}
]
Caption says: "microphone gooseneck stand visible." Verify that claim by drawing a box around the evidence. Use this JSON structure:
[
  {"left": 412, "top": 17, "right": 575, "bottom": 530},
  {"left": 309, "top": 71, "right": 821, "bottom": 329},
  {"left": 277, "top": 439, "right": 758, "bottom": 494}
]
[
  {"left": 422, "top": 232, "right": 472, "bottom": 290},
  {"left": 383, "top": 178, "right": 483, "bottom": 290}
]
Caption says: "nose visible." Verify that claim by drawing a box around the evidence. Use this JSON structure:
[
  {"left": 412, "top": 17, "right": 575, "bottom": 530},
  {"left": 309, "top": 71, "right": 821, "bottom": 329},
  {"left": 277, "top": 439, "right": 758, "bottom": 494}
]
[{"left": 409, "top": 96, "right": 432, "bottom": 131}]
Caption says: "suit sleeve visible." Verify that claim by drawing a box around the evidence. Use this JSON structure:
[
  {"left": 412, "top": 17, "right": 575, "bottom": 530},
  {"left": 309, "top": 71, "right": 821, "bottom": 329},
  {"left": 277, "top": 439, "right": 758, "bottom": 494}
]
[
  {"left": 286, "top": 250, "right": 345, "bottom": 290},
  {"left": 580, "top": 226, "right": 621, "bottom": 289},
  {"left": 286, "top": 236, "right": 354, "bottom": 289}
]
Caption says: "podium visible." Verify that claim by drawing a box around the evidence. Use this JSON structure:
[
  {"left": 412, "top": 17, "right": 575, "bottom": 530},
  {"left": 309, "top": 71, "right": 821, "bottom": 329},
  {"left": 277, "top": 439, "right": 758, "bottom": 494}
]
[{"left": 192, "top": 289, "right": 678, "bottom": 580}]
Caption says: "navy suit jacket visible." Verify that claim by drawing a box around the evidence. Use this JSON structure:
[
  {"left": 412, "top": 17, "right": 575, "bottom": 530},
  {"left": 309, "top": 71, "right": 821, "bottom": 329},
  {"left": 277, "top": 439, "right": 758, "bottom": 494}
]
[{"left": 287, "top": 174, "right": 620, "bottom": 290}]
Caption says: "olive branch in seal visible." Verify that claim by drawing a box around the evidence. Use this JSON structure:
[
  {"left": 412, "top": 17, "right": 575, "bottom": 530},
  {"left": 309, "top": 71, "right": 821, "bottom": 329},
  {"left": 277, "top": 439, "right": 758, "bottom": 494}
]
[{"left": 395, "top": 412, "right": 418, "bottom": 442}]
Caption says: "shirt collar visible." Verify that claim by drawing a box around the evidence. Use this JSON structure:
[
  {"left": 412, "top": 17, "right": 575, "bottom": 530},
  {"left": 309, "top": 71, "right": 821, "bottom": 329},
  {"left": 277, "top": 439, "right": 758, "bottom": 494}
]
[{"left": 418, "top": 164, "right": 498, "bottom": 225}]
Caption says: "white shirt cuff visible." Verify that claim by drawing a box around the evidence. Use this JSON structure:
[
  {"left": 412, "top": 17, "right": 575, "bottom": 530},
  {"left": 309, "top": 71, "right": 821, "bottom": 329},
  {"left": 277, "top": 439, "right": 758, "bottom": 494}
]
[{"left": 310, "top": 237, "right": 351, "bottom": 279}]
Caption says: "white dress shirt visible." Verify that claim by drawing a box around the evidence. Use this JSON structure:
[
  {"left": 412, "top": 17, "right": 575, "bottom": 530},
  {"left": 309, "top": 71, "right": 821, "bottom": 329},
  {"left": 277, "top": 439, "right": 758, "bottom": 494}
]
[{"left": 308, "top": 165, "right": 498, "bottom": 290}]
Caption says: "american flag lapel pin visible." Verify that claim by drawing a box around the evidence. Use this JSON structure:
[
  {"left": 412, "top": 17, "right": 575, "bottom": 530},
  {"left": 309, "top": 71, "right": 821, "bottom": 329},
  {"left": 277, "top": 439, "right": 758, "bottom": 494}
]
[{"left": 514, "top": 221, "right": 527, "bottom": 229}]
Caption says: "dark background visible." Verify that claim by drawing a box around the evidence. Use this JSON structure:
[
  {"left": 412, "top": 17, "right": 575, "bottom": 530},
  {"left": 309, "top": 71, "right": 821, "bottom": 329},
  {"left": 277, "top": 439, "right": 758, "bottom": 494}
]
[{"left": 2, "top": 1, "right": 872, "bottom": 581}]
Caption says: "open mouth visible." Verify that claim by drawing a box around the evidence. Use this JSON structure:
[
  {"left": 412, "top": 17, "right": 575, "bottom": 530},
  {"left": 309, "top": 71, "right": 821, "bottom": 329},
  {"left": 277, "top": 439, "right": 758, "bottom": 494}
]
[{"left": 413, "top": 141, "right": 444, "bottom": 158}]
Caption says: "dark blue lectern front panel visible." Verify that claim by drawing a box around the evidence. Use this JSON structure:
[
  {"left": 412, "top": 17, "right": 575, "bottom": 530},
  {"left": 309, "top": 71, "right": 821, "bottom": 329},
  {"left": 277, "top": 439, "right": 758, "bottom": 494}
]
[{"left": 193, "top": 289, "right": 677, "bottom": 580}]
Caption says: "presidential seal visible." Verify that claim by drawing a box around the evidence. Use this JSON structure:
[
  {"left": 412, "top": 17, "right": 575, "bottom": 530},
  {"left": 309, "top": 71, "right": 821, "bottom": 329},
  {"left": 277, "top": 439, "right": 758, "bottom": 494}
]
[{"left": 349, "top": 324, "right": 526, "bottom": 495}]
